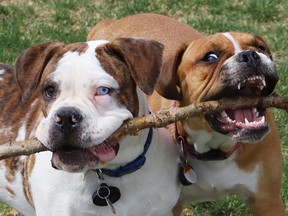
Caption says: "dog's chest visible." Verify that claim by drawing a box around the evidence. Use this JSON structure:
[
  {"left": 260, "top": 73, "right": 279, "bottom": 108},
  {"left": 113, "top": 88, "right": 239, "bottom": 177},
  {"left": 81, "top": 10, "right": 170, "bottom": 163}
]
[
  {"left": 29, "top": 133, "right": 179, "bottom": 216},
  {"left": 180, "top": 157, "right": 261, "bottom": 203}
]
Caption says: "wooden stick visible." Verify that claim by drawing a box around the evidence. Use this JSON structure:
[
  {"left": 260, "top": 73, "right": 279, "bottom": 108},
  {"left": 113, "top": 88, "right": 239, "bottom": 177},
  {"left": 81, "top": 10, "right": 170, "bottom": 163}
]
[{"left": 1, "top": 93, "right": 287, "bottom": 160}]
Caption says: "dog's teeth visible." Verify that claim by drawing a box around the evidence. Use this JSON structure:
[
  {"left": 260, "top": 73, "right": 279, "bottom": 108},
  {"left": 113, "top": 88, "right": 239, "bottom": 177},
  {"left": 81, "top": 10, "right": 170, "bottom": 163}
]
[
  {"left": 260, "top": 85, "right": 264, "bottom": 90},
  {"left": 252, "top": 108, "right": 257, "bottom": 113},
  {"left": 221, "top": 111, "right": 228, "bottom": 117},
  {"left": 262, "top": 79, "right": 266, "bottom": 87},
  {"left": 226, "top": 116, "right": 233, "bottom": 123},
  {"left": 259, "top": 116, "right": 265, "bottom": 124},
  {"left": 237, "top": 83, "right": 241, "bottom": 90},
  {"left": 221, "top": 111, "right": 233, "bottom": 123},
  {"left": 252, "top": 108, "right": 259, "bottom": 117},
  {"left": 244, "top": 118, "right": 250, "bottom": 124}
]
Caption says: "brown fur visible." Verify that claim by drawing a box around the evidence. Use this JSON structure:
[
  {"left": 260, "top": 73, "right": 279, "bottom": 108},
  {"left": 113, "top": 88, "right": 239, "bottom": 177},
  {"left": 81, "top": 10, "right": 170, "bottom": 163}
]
[
  {"left": 96, "top": 38, "right": 164, "bottom": 116},
  {"left": 88, "top": 13, "right": 203, "bottom": 100},
  {"left": 88, "top": 13, "right": 284, "bottom": 215},
  {"left": 22, "top": 155, "right": 35, "bottom": 207},
  {"left": 0, "top": 37, "right": 164, "bottom": 213},
  {"left": 0, "top": 62, "right": 41, "bottom": 209}
]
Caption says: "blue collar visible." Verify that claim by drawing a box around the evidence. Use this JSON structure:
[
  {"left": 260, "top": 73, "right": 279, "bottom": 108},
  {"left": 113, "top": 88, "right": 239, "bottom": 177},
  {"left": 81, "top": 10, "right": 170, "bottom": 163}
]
[{"left": 96, "top": 127, "right": 153, "bottom": 177}]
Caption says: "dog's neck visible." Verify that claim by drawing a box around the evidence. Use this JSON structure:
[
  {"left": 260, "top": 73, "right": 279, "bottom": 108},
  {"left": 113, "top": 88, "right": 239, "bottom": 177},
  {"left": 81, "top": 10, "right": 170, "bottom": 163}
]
[
  {"left": 107, "top": 128, "right": 150, "bottom": 168},
  {"left": 100, "top": 127, "right": 152, "bottom": 177},
  {"left": 183, "top": 122, "right": 237, "bottom": 154}
]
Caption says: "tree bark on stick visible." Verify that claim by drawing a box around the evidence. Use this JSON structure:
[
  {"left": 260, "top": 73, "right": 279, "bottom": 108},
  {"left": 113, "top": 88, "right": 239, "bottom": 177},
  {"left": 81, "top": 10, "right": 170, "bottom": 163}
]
[{"left": 1, "top": 93, "right": 288, "bottom": 160}]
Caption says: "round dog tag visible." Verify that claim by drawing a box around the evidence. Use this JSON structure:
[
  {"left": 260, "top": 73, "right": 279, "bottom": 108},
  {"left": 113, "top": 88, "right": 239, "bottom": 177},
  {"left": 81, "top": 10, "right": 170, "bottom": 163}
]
[
  {"left": 179, "top": 164, "right": 197, "bottom": 186},
  {"left": 92, "top": 183, "right": 121, "bottom": 206}
]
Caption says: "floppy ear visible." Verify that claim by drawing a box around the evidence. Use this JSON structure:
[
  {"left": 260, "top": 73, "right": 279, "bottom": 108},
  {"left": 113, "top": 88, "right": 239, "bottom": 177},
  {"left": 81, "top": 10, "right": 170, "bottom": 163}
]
[
  {"left": 99, "top": 38, "right": 164, "bottom": 95},
  {"left": 15, "top": 42, "right": 64, "bottom": 102},
  {"left": 155, "top": 44, "right": 188, "bottom": 100}
]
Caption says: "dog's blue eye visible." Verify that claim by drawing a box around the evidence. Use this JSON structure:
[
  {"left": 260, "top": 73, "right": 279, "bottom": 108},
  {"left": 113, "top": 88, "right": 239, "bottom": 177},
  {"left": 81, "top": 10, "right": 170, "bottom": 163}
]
[
  {"left": 96, "top": 86, "right": 110, "bottom": 95},
  {"left": 203, "top": 52, "right": 219, "bottom": 63}
]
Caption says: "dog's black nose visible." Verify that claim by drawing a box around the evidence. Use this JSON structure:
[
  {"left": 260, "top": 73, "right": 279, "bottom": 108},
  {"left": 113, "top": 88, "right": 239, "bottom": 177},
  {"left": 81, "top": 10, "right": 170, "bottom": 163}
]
[
  {"left": 237, "top": 50, "right": 261, "bottom": 67},
  {"left": 54, "top": 107, "right": 83, "bottom": 134}
]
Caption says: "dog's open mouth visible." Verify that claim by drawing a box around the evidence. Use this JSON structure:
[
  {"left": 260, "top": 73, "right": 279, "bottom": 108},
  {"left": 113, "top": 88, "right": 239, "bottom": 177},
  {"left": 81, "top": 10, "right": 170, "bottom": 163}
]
[
  {"left": 205, "top": 75, "right": 270, "bottom": 142},
  {"left": 51, "top": 141, "right": 120, "bottom": 172}
]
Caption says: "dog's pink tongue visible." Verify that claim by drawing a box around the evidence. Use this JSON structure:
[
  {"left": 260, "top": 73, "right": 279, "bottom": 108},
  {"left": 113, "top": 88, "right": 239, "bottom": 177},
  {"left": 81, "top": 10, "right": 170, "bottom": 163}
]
[
  {"left": 51, "top": 142, "right": 119, "bottom": 172},
  {"left": 227, "top": 108, "right": 253, "bottom": 123},
  {"left": 88, "top": 142, "right": 119, "bottom": 163}
]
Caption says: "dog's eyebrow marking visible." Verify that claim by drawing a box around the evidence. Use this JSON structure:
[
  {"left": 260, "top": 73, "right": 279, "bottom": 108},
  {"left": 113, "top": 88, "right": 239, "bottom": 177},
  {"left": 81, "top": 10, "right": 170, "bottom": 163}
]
[{"left": 222, "top": 32, "right": 242, "bottom": 53}]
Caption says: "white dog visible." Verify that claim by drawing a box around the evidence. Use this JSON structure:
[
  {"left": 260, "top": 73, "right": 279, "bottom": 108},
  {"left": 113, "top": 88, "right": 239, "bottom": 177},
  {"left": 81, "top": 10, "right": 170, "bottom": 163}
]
[{"left": 0, "top": 38, "right": 180, "bottom": 216}]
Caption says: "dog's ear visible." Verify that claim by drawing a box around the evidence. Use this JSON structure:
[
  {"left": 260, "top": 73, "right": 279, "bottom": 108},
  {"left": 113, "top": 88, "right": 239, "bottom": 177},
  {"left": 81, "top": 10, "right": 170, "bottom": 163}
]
[
  {"left": 99, "top": 38, "right": 164, "bottom": 95},
  {"left": 155, "top": 44, "right": 187, "bottom": 100},
  {"left": 155, "top": 44, "right": 188, "bottom": 100},
  {"left": 15, "top": 42, "right": 64, "bottom": 102}
]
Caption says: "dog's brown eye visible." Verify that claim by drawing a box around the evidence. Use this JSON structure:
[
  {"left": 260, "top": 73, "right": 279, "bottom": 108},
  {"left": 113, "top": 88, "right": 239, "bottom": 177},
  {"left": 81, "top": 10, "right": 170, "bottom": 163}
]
[
  {"left": 257, "top": 45, "right": 266, "bottom": 53},
  {"left": 43, "top": 85, "right": 57, "bottom": 99}
]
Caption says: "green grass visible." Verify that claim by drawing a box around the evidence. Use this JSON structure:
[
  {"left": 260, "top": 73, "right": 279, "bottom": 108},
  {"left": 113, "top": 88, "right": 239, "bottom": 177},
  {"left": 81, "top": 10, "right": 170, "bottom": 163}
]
[
  {"left": 0, "top": 202, "right": 12, "bottom": 215},
  {"left": 0, "top": 0, "right": 287, "bottom": 215}
]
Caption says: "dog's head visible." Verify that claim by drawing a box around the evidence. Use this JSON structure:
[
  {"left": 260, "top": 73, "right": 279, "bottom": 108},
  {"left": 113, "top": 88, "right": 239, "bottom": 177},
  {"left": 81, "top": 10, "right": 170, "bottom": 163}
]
[
  {"left": 15, "top": 38, "right": 163, "bottom": 172},
  {"left": 157, "top": 32, "right": 278, "bottom": 143}
]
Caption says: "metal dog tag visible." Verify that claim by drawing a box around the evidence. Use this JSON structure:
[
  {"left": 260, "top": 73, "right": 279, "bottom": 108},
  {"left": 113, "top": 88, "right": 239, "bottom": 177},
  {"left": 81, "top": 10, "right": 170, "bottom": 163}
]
[
  {"left": 177, "top": 137, "right": 197, "bottom": 185},
  {"left": 92, "top": 183, "right": 121, "bottom": 214},
  {"left": 178, "top": 163, "right": 197, "bottom": 185},
  {"left": 92, "top": 170, "right": 121, "bottom": 214}
]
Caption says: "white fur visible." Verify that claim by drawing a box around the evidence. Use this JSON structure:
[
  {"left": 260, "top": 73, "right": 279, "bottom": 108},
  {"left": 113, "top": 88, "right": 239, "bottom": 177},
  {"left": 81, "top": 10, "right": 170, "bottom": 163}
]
[
  {"left": 182, "top": 123, "right": 260, "bottom": 204},
  {"left": 222, "top": 32, "right": 242, "bottom": 53},
  {"left": 179, "top": 156, "right": 261, "bottom": 204},
  {"left": 27, "top": 86, "right": 181, "bottom": 216},
  {"left": 0, "top": 156, "right": 35, "bottom": 215},
  {"left": 0, "top": 40, "right": 181, "bottom": 216},
  {"left": 221, "top": 50, "right": 275, "bottom": 88},
  {"left": 183, "top": 123, "right": 237, "bottom": 153},
  {"left": 30, "top": 127, "right": 180, "bottom": 216},
  {"left": 15, "top": 98, "right": 41, "bottom": 142},
  {"left": 0, "top": 69, "right": 5, "bottom": 81},
  {"left": 15, "top": 123, "right": 26, "bottom": 142},
  {"left": 36, "top": 41, "right": 133, "bottom": 148},
  {"left": 222, "top": 32, "right": 275, "bottom": 86}
]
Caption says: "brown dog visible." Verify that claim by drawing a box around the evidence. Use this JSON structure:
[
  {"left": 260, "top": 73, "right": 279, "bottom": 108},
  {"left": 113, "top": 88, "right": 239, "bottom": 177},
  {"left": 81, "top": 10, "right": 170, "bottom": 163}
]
[{"left": 88, "top": 13, "right": 285, "bottom": 215}]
